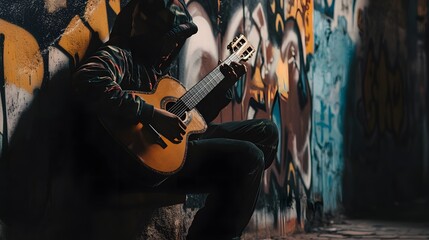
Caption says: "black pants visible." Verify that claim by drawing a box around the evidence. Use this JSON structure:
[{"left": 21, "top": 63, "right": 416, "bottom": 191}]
[{"left": 158, "top": 119, "right": 279, "bottom": 239}]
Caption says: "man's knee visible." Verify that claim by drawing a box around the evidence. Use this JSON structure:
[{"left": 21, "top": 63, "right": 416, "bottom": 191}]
[
  {"left": 255, "top": 119, "right": 279, "bottom": 146},
  {"left": 240, "top": 141, "right": 265, "bottom": 174}
]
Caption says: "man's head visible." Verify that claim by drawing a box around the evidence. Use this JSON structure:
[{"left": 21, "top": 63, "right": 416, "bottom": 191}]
[{"left": 128, "top": 0, "right": 198, "bottom": 73}]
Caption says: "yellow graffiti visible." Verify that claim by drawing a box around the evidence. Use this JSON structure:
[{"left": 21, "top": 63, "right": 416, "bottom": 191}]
[
  {"left": 84, "top": 0, "right": 110, "bottom": 42},
  {"left": 109, "top": 0, "right": 121, "bottom": 14},
  {"left": 0, "top": 19, "right": 44, "bottom": 93},
  {"left": 285, "top": 0, "right": 314, "bottom": 54},
  {"left": 276, "top": 14, "right": 285, "bottom": 32},
  {"left": 277, "top": 55, "right": 289, "bottom": 100},
  {"left": 58, "top": 0, "right": 122, "bottom": 65},
  {"left": 271, "top": 0, "right": 276, "bottom": 13},
  {"left": 58, "top": 15, "right": 92, "bottom": 64},
  {"left": 245, "top": 61, "right": 264, "bottom": 118},
  {"left": 252, "top": 66, "right": 266, "bottom": 89},
  {"left": 286, "top": 162, "right": 295, "bottom": 195}
]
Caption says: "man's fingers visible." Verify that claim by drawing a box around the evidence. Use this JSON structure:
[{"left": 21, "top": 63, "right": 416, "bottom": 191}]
[
  {"left": 230, "top": 61, "right": 247, "bottom": 76},
  {"left": 219, "top": 64, "right": 230, "bottom": 76},
  {"left": 220, "top": 64, "right": 237, "bottom": 80},
  {"left": 220, "top": 62, "right": 247, "bottom": 81}
]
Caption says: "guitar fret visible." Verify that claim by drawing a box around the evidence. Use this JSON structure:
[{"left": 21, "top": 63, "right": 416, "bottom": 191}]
[{"left": 180, "top": 54, "right": 241, "bottom": 110}]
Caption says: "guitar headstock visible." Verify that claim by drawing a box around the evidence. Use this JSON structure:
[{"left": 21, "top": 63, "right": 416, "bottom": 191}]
[{"left": 227, "top": 34, "right": 255, "bottom": 62}]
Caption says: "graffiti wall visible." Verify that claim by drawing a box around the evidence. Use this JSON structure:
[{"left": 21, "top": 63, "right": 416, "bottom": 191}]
[
  {"left": 0, "top": 0, "right": 318, "bottom": 237},
  {"left": 0, "top": 0, "right": 121, "bottom": 150},
  {"left": 310, "top": 0, "right": 363, "bottom": 215},
  {"left": 0, "top": 0, "right": 428, "bottom": 239},
  {"left": 179, "top": 0, "right": 314, "bottom": 237}
]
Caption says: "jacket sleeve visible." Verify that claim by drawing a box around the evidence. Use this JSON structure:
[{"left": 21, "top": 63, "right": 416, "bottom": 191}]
[{"left": 72, "top": 47, "right": 154, "bottom": 124}]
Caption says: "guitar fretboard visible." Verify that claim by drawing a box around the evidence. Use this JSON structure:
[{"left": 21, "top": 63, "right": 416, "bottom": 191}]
[{"left": 168, "top": 53, "right": 241, "bottom": 117}]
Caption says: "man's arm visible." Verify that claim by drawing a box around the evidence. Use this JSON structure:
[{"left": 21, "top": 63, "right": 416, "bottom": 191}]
[
  {"left": 72, "top": 46, "right": 186, "bottom": 142},
  {"left": 196, "top": 62, "right": 247, "bottom": 123},
  {"left": 72, "top": 46, "right": 155, "bottom": 125}
]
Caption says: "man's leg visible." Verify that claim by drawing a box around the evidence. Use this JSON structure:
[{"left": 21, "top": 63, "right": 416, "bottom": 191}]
[
  {"left": 160, "top": 137, "right": 265, "bottom": 240},
  {"left": 201, "top": 119, "right": 279, "bottom": 169}
]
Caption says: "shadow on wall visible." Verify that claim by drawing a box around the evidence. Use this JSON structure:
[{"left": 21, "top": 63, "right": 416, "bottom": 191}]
[
  {"left": 0, "top": 61, "right": 84, "bottom": 238},
  {"left": 0, "top": 9, "right": 120, "bottom": 240},
  {"left": 343, "top": 0, "right": 429, "bottom": 220},
  {"left": 0, "top": 0, "right": 128, "bottom": 238}
]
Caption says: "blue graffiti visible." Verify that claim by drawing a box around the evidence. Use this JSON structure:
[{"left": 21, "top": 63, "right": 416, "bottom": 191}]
[{"left": 315, "top": 101, "right": 334, "bottom": 145}]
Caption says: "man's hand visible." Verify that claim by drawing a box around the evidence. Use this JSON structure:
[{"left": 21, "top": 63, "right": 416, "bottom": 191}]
[
  {"left": 150, "top": 108, "right": 187, "bottom": 143},
  {"left": 219, "top": 61, "right": 247, "bottom": 85}
]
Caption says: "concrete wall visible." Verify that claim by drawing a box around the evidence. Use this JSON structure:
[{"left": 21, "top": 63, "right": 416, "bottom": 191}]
[{"left": 0, "top": 0, "right": 428, "bottom": 239}]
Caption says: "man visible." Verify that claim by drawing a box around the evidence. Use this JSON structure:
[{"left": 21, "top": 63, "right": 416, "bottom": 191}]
[{"left": 72, "top": 0, "right": 278, "bottom": 239}]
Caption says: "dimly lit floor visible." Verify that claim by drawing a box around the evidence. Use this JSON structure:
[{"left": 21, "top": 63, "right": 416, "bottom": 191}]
[{"left": 268, "top": 219, "right": 429, "bottom": 239}]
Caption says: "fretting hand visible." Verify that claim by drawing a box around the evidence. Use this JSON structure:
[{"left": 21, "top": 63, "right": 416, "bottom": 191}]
[
  {"left": 219, "top": 61, "right": 247, "bottom": 86},
  {"left": 150, "top": 108, "right": 187, "bottom": 143}
]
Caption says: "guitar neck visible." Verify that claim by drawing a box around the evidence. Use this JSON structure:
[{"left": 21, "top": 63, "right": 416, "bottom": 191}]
[
  {"left": 167, "top": 35, "right": 255, "bottom": 117},
  {"left": 178, "top": 53, "right": 240, "bottom": 111}
]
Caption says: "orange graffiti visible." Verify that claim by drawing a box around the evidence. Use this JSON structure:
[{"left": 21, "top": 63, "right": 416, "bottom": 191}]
[
  {"left": 58, "top": 16, "right": 92, "bottom": 64},
  {"left": 0, "top": 19, "right": 44, "bottom": 93},
  {"left": 58, "top": 0, "right": 121, "bottom": 64},
  {"left": 276, "top": 53, "right": 289, "bottom": 99},
  {"left": 84, "top": 0, "right": 111, "bottom": 42},
  {"left": 285, "top": 0, "right": 314, "bottom": 55},
  {"left": 276, "top": 14, "right": 285, "bottom": 32},
  {"left": 109, "top": 0, "right": 121, "bottom": 14}
]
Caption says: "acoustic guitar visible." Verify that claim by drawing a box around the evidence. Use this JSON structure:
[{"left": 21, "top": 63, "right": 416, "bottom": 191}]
[{"left": 100, "top": 35, "right": 255, "bottom": 184}]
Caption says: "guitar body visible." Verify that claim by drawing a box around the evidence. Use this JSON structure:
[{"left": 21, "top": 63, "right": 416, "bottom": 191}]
[{"left": 100, "top": 76, "right": 207, "bottom": 176}]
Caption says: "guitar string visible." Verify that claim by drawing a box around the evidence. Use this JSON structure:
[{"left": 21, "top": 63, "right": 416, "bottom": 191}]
[
  {"left": 173, "top": 45, "right": 251, "bottom": 113},
  {"left": 168, "top": 54, "right": 240, "bottom": 118},
  {"left": 167, "top": 54, "right": 236, "bottom": 116},
  {"left": 169, "top": 56, "right": 238, "bottom": 118},
  {"left": 175, "top": 54, "right": 240, "bottom": 117},
  {"left": 168, "top": 68, "right": 226, "bottom": 117}
]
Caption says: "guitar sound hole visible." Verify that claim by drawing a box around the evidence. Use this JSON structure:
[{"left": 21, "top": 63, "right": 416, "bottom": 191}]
[{"left": 166, "top": 101, "right": 188, "bottom": 121}]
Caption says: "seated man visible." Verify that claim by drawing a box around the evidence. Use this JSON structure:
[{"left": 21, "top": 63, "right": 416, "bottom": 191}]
[{"left": 72, "top": 0, "right": 279, "bottom": 239}]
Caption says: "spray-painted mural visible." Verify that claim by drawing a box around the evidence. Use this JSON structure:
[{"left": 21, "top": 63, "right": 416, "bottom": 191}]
[
  {"left": 1, "top": 0, "right": 427, "bottom": 239},
  {"left": 310, "top": 0, "right": 363, "bottom": 214},
  {"left": 0, "top": 0, "right": 121, "bottom": 151},
  {"left": 178, "top": 0, "right": 315, "bottom": 237},
  {"left": 0, "top": 0, "right": 319, "bottom": 237}
]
